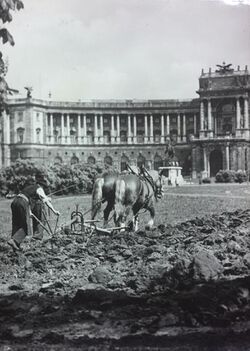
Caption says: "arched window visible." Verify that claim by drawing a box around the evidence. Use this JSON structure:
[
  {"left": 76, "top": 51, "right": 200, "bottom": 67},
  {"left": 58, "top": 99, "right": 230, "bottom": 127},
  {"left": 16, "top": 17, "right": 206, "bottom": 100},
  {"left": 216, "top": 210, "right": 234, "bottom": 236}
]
[
  {"left": 17, "top": 127, "right": 25, "bottom": 143},
  {"left": 87, "top": 131, "right": 94, "bottom": 144},
  {"left": 103, "top": 131, "right": 111, "bottom": 144},
  {"left": 53, "top": 129, "right": 59, "bottom": 144},
  {"left": 154, "top": 155, "right": 163, "bottom": 170},
  {"left": 137, "top": 154, "right": 146, "bottom": 168},
  {"left": 120, "top": 155, "right": 129, "bottom": 171},
  {"left": 87, "top": 156, "right": 96, "bottom": 165},
  {"left": 71, "top": 156, "right": 79, "bottom": 165},
  {"left": 70, "top": 129, "right": 77, "bottom": 144},
  {"left": 36, "top": 128, "right": 41, "bottom": 143},
  {"left": 104, "top": 155, "right": 113, "bottom": 166},
  {"left": 54, "top": 156, "right": 62, "bottom": 164},
  {"left": 120, "top": 131, "right": 127, "bottom": 143}
]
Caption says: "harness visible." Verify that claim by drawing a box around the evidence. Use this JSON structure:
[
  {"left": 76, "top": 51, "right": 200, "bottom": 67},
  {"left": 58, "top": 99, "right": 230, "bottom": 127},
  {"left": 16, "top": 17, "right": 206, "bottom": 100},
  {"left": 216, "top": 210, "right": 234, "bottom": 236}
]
[
  {"left": 140, "top": 167, "right": 162, "bottom": 201},
  {"left": 126, "top": 163, "right": 162, "bottom": 202}
]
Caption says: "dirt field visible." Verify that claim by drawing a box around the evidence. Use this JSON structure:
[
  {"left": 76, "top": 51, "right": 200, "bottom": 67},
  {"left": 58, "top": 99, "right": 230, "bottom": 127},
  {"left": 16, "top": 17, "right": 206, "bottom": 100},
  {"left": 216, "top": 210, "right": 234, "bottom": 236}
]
[{"left": 0, "top": 184, "right": 250, "bottom": 350}]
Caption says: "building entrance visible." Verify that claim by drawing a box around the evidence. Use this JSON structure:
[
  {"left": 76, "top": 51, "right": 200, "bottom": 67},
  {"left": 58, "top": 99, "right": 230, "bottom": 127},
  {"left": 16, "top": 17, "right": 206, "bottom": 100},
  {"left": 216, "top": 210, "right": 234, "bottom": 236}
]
[{"left": 209, "top": 150, "right": 223, "bottom": 176}]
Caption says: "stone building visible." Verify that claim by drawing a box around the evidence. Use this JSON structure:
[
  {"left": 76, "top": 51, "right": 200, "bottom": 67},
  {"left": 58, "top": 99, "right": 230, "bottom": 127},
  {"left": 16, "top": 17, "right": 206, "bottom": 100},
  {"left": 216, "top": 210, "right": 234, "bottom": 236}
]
[{"left": 0, "top": 63, "right": 249, "bottom": 177}]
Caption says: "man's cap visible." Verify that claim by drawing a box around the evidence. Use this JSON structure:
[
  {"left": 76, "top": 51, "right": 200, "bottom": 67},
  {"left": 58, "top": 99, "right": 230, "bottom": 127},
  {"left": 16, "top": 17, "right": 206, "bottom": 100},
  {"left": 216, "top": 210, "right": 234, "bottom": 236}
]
[{"left": 35, "top": 173, "right": 48, "bottom": 187}]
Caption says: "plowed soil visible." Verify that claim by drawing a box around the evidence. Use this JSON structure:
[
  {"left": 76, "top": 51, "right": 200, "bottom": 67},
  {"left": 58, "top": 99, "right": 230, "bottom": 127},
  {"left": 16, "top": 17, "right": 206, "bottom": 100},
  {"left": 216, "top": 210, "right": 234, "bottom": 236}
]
[{"left": 1, "top": 201, "right": 250, "bottom": 350}]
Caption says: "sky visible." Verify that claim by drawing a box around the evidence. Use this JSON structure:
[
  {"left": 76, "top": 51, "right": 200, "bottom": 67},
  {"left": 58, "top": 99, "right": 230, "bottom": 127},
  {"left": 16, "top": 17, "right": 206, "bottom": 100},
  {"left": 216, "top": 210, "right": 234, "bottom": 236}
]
[{"left": 2, "top": 0, "right": 250, "bottom": 101}]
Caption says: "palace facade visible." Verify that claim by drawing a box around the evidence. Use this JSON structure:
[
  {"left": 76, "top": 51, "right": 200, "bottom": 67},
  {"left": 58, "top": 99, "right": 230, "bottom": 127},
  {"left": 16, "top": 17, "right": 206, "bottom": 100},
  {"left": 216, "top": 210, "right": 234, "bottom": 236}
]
[{"left": 0, "top": 63, "right": 249, "bottom": 178}]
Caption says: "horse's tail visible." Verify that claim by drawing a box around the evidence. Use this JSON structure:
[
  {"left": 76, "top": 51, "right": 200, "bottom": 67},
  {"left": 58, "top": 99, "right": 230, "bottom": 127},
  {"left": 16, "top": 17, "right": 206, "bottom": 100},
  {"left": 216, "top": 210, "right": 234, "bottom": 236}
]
[
  {"left": 91, "top": 177, "right": 104, "bottom": 220},
  {"left": 114, "top": 178, "right": 126, "bottom": 226}
]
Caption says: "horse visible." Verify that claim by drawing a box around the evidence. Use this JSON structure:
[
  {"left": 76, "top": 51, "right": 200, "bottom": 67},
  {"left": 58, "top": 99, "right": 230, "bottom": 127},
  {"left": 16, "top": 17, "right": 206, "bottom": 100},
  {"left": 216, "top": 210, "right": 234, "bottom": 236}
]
[
  {"left": 91, "top": 166, "right": 150, "bottom": 228},
  {"left": 113, "top": 168, "right": 163, "bottom": 231},
  {"left": 91, "top": 172, "right": 118, "bottom": 227}
]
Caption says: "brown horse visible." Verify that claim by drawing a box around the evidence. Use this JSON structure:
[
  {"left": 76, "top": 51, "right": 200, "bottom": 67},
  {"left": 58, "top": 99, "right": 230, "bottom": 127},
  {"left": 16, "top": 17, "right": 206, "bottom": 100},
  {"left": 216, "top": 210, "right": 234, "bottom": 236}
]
[{"left": 114, "top": 168, "right": 163, "bottom": 231}]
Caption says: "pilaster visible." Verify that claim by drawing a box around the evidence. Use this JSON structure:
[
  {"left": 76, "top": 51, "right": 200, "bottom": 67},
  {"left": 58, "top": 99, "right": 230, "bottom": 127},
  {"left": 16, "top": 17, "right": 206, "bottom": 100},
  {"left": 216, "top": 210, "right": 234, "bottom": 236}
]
[
  {"left": 160, "top": 114, "right": 165, "bottom": 143},
  {"left": 144, "top": 115, "right": 148, "bottom": 143},
  {"left": 149, "top": 115, "right": 154, "bottom": 143}
]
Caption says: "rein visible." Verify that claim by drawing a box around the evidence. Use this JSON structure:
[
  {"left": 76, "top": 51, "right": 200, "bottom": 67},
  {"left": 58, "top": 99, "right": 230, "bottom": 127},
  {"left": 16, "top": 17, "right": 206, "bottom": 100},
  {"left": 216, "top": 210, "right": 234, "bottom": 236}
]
[{"left": 140, "top": 167, "right": 161, "bottom": 200}]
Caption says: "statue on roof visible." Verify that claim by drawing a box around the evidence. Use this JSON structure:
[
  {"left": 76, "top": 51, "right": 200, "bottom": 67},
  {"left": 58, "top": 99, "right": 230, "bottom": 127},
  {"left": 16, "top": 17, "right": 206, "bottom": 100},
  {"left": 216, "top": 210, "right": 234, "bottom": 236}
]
[
  {"left": 216, "top": 62, "right": 234, "bottom": 74},
  {"left": 24, "top": 86, "right": 33, "bottom": 98}
]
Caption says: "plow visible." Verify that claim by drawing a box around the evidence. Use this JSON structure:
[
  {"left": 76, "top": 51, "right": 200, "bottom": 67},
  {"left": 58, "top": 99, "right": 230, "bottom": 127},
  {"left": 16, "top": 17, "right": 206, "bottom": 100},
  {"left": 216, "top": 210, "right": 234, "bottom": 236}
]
[{"left": 33, "top": 204, "right": 129, "bottom": 241}]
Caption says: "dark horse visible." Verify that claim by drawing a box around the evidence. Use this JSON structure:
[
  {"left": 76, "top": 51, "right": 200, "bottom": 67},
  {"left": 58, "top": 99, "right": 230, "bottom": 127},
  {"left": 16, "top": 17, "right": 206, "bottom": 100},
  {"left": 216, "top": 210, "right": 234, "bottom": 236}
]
[{"left": 91, "top": 167, "right": 163, "bottom": 230}]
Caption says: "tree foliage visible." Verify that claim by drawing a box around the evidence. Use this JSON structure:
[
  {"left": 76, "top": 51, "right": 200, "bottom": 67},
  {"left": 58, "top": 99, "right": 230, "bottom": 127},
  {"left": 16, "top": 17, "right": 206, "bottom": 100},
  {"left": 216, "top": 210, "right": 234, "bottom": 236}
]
[
  {"left": 0, "top": 0, "right": 24, "bottom": 110},
  {"left": 0, "top": 0, "right": 24, "bottom": 47},
  {"left": 0, "top": 159, "right": 107, "bottom": 197}
]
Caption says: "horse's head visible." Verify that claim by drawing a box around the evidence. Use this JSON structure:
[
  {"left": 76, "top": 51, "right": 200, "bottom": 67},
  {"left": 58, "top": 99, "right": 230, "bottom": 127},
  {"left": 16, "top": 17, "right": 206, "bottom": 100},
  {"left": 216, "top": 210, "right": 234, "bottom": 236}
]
[{"left": 144, "top": 169, "right": 164, "bottom": 199}]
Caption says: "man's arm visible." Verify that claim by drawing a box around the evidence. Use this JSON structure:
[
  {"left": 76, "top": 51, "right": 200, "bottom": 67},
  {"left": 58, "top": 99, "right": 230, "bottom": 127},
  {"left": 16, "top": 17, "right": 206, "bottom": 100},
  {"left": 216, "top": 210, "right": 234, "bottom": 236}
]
[{"left": 36, "top": 187, "right": 60, "bottom": 216}]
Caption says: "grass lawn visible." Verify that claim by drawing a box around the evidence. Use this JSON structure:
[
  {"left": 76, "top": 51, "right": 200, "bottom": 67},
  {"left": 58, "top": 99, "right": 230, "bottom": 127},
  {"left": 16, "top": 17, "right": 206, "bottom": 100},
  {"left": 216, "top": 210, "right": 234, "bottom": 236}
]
[{"left": 0, "top": 183, "right": 249, "bottom": 238}]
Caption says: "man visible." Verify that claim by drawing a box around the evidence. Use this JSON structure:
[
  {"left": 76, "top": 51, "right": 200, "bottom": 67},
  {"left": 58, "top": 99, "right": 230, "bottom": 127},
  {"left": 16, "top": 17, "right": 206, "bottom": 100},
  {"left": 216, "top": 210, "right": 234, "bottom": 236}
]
[{"left": 8, "top": 173, "right": 60, "bottom": 251}]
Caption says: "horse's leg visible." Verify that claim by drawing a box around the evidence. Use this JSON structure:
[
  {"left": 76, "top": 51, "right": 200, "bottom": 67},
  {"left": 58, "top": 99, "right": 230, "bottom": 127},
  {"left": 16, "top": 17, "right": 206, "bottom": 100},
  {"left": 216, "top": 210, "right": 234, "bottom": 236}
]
[
  {"left": 114, "top": 179, "right": 126, "bottom": 228},
  {"left": 91, "top": 178, "right": 104, "bottom": 220},
  {"left": 132, "top": 204, "right": 141, "bottom": 232},
  {"left": 103, "top": 201, "right": 113, "bottom": 228},
  {"left": 145, "top": 204, "right": 155, "bottom": 230}
]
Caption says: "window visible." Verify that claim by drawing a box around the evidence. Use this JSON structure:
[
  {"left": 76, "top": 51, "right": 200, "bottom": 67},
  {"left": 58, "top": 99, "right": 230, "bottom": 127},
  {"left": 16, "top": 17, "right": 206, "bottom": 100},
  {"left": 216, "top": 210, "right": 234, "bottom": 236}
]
[
  {"left": 18, "top": 112, "right": 23, "bottom": 122},
  {"left": 36, "top": 128, "right": 41, "bottom": 143},
  {"left": 36, "top": 112, "right": 40, "bottom": 122},
  {"left": 17, "top": 128, "right": 24, "bottom": 143}
]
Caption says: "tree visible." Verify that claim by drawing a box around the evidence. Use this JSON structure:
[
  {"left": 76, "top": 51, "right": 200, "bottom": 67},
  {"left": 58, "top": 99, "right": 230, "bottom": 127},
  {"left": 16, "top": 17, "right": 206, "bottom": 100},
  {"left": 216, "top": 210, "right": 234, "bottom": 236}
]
[{"left": 0, "top": 0, "right": 24, "bottom": 110}]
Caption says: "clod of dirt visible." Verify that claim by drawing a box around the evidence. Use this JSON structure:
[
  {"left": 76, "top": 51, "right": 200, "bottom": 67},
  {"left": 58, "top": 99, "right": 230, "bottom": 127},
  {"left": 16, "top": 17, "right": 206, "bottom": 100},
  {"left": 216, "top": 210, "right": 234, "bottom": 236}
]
[{"left": 192, "top": 249, "right": 223, "bottom": 281}]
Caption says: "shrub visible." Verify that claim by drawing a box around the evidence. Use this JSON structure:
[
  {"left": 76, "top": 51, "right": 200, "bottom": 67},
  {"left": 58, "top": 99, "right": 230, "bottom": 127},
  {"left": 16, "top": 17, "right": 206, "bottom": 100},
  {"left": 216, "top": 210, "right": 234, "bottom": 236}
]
[
  {"left": 235, "top": 170, "right": 247, "bottom": 183},
  {"left": 202, "top": 177, "right": 211, "bottom": 184},
  {"left": 215, "top": 170, "right": 236, "bottom": 183},
  {"left": 0, "top": 160, "right": 110, "bottom": 197}
]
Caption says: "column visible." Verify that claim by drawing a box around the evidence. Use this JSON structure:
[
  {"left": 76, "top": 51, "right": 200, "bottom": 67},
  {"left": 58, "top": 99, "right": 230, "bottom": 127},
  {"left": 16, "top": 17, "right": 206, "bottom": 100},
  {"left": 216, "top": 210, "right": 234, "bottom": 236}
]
[
  {"left": 128, "top": 115, "right": 132, "bottom": 144},
  {"left": 191, "top": 147, "right": 197, "bottom": 179},
  {"left": 3, "top": 111, "right": 10, "bottom": 144},
  {"left": 50, "top": 113, "right": 54, "bottom": 144},
  {"left": 77, "top": 114, "right": 81, "bottom": 144},
  {"left": 238, "top": 146, "right": 244, "bottom": 170},
  {"left": 244, "top": 97, "right": 249, "bottom": 129},
  {"left": 161, "top": 114, "right": 165, "bottom": 143},
  {"left": 236, "top": 98, "right": 241, "bottom": 129},
  {"left": 100, "top": 115, "right": 104, "bottom": 144},
  {"left": 61, "top": 114, "right": 65, "bottom": 144},
  {"left": 177, "top": 114, "right": 181, "bottom": 143},
  {"left": 207, "top": 99, "right": 213, "bottom": 137},
  {"left": 94, "top": 115, "right": 98, "bottom": 144},
  {"left": 182, "top": 114, "right": 186, "bottom": 142},
  {"left": 133, "top": 115, "right": 137, "bottom": 144},
  {"left": 2, "top": 111, "right": 10, "bottom": 166},
  {"left": 226, "top": 144, "right": 230, "bottom": 170},
  {"left": 144, "top": 115, "right": 148, "bottom": 143},
  {"left": 66, "top": 114, "right": 70, "bottom": 144},
  {"left": 200, "top": 100, "right": 205, "bottom": 136},
  {"left": 150, "top": 115, "right": 154, "bottom": 143},
  {"left": 166, "top": 114, "right": 170, "bottom": 137},
  {"left": 117, "top": 115, "right": 120, "bottom": 143},
  {"left": 193, "top": 114, "right": 197, "bottom": 136},
  {"left": 83, "top": 115, "right": 87, "bottom": 144},
  {"left": 45, "top": 113, "right": 49, "bottom": 143},
  {"left": 111, "top": 115, "right": 115, "bottom": 144},
  {"left": 203, "top": 148, "right": 207, "bottom": 177}
]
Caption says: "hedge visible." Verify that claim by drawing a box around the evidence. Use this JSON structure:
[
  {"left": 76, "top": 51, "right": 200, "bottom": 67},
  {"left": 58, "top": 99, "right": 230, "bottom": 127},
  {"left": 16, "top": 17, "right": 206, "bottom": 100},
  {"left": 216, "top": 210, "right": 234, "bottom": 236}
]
[{"left": 215, "top": 169, "right": 248, "bottom": 183}]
